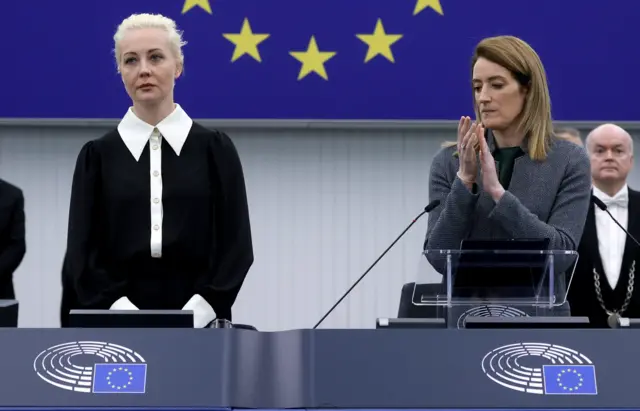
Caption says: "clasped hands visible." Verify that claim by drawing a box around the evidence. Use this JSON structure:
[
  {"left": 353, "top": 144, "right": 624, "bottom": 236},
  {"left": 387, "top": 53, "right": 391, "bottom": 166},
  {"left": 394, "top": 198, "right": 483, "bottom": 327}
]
[{"left": 456, "top": 116, "right": 505, "bottom": 202}]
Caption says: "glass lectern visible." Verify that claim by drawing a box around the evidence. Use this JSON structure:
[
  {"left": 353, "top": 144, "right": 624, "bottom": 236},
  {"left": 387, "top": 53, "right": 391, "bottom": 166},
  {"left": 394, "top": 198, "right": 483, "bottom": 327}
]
[{"left": 414, "top": 249, "right": 578, "bottom": 328}]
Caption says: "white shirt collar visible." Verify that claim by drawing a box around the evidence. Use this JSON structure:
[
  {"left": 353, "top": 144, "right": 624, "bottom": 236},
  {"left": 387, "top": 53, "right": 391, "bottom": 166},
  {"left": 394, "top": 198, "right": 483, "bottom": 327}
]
[
  {"left": 593, "top": 184, "right": 628, "bottom": 203},
  {"left": 117, "top": 104, "right": 193, "bottom": 161}
]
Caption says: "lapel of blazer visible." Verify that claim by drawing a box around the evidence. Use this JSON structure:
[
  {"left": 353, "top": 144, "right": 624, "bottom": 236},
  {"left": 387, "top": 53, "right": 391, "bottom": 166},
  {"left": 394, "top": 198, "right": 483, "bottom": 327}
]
[
  {"left": 620, "top": 188, "right": 640, "bottom": 278},
  {"left": 582, "top": 193, "right": 605, "bottom": 275}
]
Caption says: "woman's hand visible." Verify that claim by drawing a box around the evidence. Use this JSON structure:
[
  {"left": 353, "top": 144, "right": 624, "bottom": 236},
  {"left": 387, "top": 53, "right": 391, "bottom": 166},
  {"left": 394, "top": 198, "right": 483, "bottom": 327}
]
[
  {"left": 478, "top": 128, "right": 505, "bottom": 202},
  {"left": 457, "top": 116, "right": 480, "bottom": 187}
]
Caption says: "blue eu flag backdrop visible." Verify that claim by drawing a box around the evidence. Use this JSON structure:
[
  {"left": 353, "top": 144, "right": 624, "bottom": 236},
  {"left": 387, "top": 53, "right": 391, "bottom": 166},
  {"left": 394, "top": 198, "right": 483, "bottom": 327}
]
[
  {"left": 92, "top": 363, "right": 147, "bottom": 394},
  {"left": 0, "top": 0, "right": 638, "bottom": 120},
  {"left": 542, "top": 365, "right": 597, "bottom": 395}
]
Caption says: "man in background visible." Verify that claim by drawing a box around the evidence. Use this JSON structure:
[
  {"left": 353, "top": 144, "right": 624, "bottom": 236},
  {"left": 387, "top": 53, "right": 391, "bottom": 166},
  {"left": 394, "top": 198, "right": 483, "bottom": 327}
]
[
  {"left": 0, "top": 179, "right": 26, "bottom": 304},
  {"left": 555, "top": 127, "right": 584, "bottom": 147},
  {"left": 568, "top": 123, "right": 639, "bottom": 327}
]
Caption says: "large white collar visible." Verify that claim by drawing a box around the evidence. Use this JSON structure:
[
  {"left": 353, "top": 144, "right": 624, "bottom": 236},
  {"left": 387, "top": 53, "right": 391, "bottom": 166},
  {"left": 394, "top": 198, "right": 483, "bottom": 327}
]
[
  {"left": 592, "top": 184, "right": 629, "bottom": 208},
  {"left": 117, "top": 104, "right": 193, "bottom": 161}
]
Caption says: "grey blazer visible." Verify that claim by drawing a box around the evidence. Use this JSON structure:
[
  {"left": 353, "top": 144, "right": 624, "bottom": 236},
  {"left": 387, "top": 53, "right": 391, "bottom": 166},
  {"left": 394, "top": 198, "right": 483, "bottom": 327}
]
[{"left": 424, "top": 133, "right": 592, "bottom": 267}]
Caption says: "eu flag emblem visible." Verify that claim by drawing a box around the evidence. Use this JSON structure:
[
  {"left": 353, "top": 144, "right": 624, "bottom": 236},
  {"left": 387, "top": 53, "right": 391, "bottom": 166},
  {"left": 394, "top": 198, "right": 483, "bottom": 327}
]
[
  {"left": 92, "top": 363, "right": 147, "bottom": 394},
  {"left": 542, "top": 365, "right": 597, "bottom": 395}
]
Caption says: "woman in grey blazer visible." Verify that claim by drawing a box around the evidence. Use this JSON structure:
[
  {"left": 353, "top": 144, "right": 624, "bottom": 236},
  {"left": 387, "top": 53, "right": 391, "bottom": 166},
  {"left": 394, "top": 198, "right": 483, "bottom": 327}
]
[{"left": 424, "top": 35, "right": 591, "bottom": 270}]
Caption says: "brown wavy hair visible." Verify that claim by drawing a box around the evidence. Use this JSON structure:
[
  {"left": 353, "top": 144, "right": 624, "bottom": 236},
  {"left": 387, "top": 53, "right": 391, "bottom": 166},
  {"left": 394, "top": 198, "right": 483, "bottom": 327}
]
[{"left": 445, "top": 35, "right": 554, "bottom": 161}]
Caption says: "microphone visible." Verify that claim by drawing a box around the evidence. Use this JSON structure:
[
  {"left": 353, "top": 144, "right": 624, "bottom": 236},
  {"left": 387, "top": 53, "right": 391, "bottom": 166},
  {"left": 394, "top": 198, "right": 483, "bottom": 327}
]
[
  {"left": 591, "top": 195, "right": 640, "bottom": 248},
  {"left": 312, "top": 199, "right": 441, "bottom": 329}
]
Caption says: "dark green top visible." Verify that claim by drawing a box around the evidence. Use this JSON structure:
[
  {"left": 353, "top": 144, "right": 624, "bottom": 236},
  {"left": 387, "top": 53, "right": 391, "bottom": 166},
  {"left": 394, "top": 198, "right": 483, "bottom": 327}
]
[{"left": 493, "top": 146, "right": 524, "bottom": 189}]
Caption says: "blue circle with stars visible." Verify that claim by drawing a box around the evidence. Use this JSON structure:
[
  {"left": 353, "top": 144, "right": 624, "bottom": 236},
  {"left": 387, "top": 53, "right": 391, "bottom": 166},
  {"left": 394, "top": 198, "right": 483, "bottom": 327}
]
[
  {"left": 556, "top": 368, "right": 584, "bottom": 392},
  {"left": 105, "top": 366, "right": 135, "bottom": 390}
]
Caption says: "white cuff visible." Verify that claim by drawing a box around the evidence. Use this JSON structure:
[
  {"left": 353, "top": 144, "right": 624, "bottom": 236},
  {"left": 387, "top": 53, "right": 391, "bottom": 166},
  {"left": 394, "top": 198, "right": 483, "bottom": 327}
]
[
  {"left": 182, "top": 294, "right": 215, "bottom": 328},
  {"left": 110, "top": 297, "right": 138, "bottom": 310}
]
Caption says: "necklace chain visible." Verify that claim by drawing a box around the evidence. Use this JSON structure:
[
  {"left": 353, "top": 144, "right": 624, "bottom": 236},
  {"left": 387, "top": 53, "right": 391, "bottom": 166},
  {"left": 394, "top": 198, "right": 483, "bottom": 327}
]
[{"left": 593, "top": 260, "right": 635, "bottom": 316}]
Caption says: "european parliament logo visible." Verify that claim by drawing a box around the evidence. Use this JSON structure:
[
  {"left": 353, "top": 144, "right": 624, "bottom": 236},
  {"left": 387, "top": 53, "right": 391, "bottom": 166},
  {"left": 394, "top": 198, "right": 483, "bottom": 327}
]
[
  {"left": 481, "top": 342, "right": 597, "bottom": 395},
  {"left": 34, "top": 341, "right": 147, "bottom": 394}
]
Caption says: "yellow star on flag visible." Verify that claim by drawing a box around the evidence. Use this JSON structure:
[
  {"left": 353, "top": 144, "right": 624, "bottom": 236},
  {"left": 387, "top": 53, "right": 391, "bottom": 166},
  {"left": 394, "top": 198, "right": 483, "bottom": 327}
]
[
  {"left": 182, "top": 0, "right": 212, "bottom": 14},
  {"left": 413, "top": 0, "right": 443, "bottom": 16},
  {"left": 356, "top": 19, "right": 403, "bottom": 63},
  {"left": 289, "top": 36, "right": 337, "bottom": 81},
  {"left": 223, "top": 19, "right": 270, "bottom": 63}
]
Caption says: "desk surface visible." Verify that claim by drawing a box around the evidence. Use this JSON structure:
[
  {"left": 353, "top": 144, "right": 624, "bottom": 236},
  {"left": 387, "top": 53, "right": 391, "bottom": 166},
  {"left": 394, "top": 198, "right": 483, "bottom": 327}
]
[{"left": 0, "top": 328, "right": 637, "bottom": 409}]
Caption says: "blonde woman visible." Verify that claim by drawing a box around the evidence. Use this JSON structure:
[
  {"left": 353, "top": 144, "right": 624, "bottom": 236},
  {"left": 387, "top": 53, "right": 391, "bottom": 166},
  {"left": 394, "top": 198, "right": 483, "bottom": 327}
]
[
  {"left": 61, "top": 13, "right": 254, "bottom": 328},
  {"left": 425, "top": 36, "right": 591, "bottom": 262}
]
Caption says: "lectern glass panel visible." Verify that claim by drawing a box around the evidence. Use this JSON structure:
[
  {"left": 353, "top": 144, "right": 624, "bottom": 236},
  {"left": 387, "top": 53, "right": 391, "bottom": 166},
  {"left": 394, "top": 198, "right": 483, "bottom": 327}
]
[{"left": 415, "top": 248, "right": 578, "bottom": 328}]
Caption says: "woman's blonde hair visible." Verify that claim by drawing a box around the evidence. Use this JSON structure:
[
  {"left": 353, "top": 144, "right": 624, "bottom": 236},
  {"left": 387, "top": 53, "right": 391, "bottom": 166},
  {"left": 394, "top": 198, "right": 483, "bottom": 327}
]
[
  {"left": 113, "top": 13, "right": 187, "bottom": 73},
  {"left": 444, "top": 35, "right": 554, "bottom": 161}
]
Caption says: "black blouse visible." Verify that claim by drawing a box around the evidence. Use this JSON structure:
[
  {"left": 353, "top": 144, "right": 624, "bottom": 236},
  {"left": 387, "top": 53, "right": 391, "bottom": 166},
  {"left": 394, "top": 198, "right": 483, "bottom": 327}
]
[{"left": 63, "top": 121, "right": 254, "bottom": 321}]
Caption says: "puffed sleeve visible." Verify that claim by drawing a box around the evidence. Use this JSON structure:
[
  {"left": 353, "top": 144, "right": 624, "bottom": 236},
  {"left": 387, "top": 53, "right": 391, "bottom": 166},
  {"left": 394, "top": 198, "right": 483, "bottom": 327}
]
[
  {"left": 64, "top": 141, "right": 133, "bottom": 310},
  {"left": 183, "top": 131, "right": 254, "bottom": 325}
]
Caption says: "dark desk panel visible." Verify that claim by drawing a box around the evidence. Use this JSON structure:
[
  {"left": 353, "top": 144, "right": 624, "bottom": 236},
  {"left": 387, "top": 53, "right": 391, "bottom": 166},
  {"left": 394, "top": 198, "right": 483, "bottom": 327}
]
[
  {"left": 0, "top": 328, "right": 637, "bottom": 409},
  {"left": 309, "top": 329, "right": 634, "bottom": 409},
  {"left": 0, "top": 329, "right": 226, "bottom": 408}
]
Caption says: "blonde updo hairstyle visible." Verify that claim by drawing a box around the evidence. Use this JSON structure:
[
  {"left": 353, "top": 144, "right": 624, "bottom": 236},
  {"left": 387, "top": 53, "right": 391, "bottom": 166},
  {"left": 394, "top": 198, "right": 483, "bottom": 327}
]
[{"left": 113, "top": 13, "right": 187, "bottom": 73}]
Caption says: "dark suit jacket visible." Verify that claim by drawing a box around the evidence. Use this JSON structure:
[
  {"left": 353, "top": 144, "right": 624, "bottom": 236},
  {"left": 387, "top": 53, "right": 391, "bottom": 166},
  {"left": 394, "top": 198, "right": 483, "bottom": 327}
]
[
  {"left": 568, "top": 187, "right": 640, "bottom": 327},
  {"left": 0, "top": 179, "right": 26, "bottom": 300}
]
